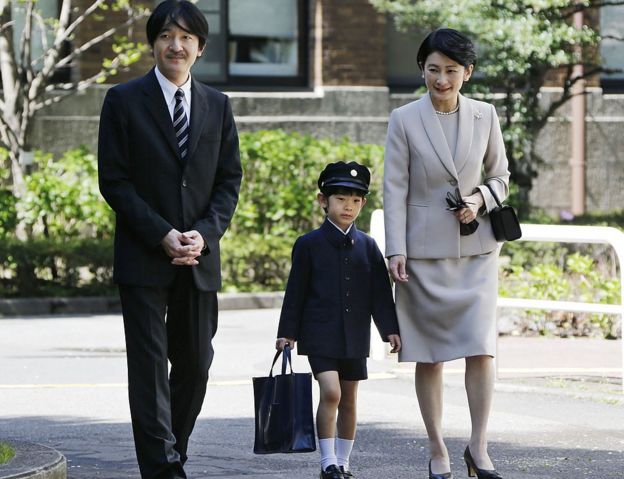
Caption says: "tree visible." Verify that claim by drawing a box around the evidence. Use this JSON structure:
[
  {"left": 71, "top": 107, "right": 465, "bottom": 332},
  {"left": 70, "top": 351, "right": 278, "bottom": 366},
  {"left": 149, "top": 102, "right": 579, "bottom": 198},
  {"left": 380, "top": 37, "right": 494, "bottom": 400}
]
[
  {"left": 0, "top": 0, "right": 149, "bottom": 238},
  {"left": 370, "top": 0, "right": 624, "bottom": 216}
]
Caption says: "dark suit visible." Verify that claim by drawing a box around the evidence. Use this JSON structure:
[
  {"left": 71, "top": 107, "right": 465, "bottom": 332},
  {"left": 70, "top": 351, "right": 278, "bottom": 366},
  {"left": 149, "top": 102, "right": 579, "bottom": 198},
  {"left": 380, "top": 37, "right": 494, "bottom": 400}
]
[
  {"left": 277, "top": 220, "right": 399, "bottom": 359},
  {"left": 98, "top": 68, "right": 241, "bottom": 478}
]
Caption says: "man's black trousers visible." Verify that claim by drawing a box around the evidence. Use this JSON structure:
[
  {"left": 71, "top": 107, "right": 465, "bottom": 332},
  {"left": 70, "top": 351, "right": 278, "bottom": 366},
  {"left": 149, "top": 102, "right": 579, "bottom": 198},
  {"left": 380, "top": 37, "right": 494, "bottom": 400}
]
[{"left": 119, "top": 267, "right": 218, "bottom": 479}]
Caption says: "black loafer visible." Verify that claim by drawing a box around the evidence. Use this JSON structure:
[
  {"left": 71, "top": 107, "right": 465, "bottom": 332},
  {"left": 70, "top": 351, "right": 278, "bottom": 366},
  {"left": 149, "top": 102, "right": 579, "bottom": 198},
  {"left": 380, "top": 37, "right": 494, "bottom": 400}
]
[
  {"left": 320, "top": 464, "right": 344, "bottom": 479},
  {"left": 339, "top": 465, "right": 355, "bottom": 478}
]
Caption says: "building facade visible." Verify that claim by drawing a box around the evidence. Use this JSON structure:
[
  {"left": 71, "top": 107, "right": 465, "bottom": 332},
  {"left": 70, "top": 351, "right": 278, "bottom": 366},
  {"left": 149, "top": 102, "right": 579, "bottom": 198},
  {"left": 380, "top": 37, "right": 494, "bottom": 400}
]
[{"left": 28, "top": 0, "right": 624, "bottom": 214}]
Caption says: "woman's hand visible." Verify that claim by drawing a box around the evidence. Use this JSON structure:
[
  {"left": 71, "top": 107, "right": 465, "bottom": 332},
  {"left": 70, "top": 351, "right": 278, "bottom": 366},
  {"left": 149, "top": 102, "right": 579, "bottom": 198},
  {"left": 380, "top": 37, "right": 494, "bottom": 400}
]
[
  {"left": 388, "top": 255, "right": 409, "bottom": 283},
  {"left": 454, "top": 191, "right": 484, "bottom": 224},
  {"left": 275, "top": 337, "right": 295, "bottom": 351}
]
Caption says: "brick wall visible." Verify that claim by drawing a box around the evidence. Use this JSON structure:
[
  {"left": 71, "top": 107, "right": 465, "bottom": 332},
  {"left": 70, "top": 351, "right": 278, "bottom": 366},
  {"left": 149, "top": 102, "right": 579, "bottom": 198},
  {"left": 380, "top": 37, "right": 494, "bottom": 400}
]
[
  {"left": 73, "top": 0, "right": 153, "bottom": 83},
  {"left": 65, "top": 1, "right": 607, "bottom": 89},
  {"left": 320, "top": 0, "right": 386, "bottom": 86}
]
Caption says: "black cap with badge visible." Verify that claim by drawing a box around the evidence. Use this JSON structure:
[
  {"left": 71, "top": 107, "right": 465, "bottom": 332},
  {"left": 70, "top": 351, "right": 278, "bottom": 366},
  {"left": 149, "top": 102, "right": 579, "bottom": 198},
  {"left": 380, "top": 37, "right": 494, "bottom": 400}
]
[{"left": 318, "top": 161, "right": 371, "bottom": 194}]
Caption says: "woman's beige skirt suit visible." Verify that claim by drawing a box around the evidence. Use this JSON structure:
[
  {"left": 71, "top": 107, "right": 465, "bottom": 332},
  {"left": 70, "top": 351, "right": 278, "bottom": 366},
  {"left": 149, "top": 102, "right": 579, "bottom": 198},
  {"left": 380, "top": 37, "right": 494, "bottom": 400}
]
[{"left": 383, "top": 94, "right": 510, "bottom": 363}]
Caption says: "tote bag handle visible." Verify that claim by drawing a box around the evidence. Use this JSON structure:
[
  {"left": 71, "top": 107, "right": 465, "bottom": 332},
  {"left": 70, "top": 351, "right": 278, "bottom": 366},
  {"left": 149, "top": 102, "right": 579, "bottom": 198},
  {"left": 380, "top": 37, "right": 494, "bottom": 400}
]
[{"left": 269, "top": 345, "right": 294, "bottom": 377}]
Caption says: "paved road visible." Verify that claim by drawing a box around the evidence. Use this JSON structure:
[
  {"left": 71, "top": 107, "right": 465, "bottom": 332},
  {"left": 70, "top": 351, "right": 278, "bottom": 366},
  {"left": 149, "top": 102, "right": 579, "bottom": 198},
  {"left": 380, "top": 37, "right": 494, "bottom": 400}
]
[{"left": 0, "top": 310, "right": 622, "bottom": 478}]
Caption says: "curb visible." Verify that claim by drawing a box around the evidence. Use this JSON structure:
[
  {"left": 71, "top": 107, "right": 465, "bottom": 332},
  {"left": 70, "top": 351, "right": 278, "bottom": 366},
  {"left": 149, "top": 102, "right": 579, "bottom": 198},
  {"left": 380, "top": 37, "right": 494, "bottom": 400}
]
[
  {"left": 0, "top": 442, "right": 66, "bottom": 479},
  {"left": 0, "top": 292, "right": 284, "bottom": 317}
]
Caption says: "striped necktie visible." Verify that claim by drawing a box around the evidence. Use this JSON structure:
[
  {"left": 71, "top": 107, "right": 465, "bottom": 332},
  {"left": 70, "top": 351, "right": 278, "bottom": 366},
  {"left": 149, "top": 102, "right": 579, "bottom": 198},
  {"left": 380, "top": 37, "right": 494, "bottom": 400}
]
[{"left": 173, "top": 89, "right": 189, "bottom": 160}]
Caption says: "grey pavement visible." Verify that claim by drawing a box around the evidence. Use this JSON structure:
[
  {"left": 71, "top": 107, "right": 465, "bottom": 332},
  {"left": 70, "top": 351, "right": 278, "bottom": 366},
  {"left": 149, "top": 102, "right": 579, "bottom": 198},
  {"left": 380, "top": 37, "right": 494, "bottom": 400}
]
[{"left": 0, "top": 310, "right": 622, "bottom": 478}]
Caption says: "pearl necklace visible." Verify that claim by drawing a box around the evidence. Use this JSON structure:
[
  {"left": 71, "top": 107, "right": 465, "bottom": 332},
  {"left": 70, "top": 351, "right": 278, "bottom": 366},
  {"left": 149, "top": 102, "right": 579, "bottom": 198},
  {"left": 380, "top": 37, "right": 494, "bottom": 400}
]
[{"left": 435, "top": 104, "right": 459, "bottom": 115}]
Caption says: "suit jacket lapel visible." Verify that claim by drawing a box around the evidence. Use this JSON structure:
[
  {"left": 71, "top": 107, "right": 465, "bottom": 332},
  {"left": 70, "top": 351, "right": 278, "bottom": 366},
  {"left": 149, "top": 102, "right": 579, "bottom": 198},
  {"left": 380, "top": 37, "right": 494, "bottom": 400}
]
[
  {"left": 141, "top": 68, "right": 180, "bottom": 161},
  {"left": 187, "top": 77, "right": 209, "bottom": 162},
  {"left": 454, "top": 94, "right": 474, "bottom": 174},
  {"left": 419, "top": 94, "right": 458, "bottom": 180}
]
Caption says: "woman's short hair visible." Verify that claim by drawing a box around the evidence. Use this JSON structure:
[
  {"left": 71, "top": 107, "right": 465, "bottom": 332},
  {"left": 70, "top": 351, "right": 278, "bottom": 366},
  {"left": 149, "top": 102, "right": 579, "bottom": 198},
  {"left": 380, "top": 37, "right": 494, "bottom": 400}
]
[
  {"left": 416, "top": 28, "right": 477, "bottom": 70},
  {"left": 146, "top": 0, "right": 209, "bottom": 49}
]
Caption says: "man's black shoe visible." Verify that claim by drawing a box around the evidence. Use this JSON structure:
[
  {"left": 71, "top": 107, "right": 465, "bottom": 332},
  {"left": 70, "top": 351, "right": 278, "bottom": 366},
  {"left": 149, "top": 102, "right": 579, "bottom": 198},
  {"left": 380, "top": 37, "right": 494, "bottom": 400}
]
[
  {"left": 339, "top": 465, "right": 355, "bottom": 477},
  {"left": 320, "top": 464, "right": 344, "bottom": 479}
]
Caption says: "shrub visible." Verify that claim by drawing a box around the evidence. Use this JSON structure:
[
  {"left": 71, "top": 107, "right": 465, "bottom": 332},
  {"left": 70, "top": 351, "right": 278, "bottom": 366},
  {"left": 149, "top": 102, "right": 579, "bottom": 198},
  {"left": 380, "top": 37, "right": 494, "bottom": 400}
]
[
  {"left": 0, "top": 238, "right": 115, "bottom": 297},
  {"left": 0, "top": 157, "right": 17, "bottom": 239},
  {"left": 21, "top": 147, "right": 114, "bottom": 239},
  {"left": 0, "top": 131, "right": 385, "bottom": 295},
  {"left": 0, "top": 442, "right": 15, "bottom": 465},
  {"left": 499, "top": 245, "right": 621, "bottom": 339},
  {"left": 0, "top": 133, "right": 620, "bottom": 339},
  {"left": 221, "top": 130, "right": 384, "bottom": 292}
]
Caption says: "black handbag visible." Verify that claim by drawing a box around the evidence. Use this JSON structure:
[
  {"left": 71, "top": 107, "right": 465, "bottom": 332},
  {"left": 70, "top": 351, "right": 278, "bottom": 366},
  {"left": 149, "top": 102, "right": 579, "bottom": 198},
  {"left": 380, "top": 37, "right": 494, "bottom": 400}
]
[
  {"left": 252, "top": 345, "right": 316, "bottom": 454},
  {"left": 485, "top": 183, "right": 522, "bottom": 241}
]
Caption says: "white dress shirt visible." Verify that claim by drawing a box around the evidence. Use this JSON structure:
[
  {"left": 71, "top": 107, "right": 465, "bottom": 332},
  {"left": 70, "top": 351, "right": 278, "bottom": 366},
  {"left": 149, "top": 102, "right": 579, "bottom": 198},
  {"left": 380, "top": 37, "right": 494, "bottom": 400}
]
[{"left": 154, "top": 66, "right": 192, "bottom": 122}]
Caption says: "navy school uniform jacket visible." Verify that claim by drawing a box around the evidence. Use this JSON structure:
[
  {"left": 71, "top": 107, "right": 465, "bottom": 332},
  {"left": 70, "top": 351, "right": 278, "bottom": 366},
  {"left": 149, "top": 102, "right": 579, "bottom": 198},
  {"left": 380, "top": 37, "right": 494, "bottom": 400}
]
[{"left": 277, "top": 219, "right": 400, "bottom": 359}]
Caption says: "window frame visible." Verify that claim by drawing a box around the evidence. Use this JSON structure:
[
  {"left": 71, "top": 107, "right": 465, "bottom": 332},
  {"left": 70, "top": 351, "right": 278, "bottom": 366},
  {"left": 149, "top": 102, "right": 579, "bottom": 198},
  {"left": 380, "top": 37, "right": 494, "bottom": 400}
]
[{"left": 204, "top": 0, "right": 309, "bottom": 88}]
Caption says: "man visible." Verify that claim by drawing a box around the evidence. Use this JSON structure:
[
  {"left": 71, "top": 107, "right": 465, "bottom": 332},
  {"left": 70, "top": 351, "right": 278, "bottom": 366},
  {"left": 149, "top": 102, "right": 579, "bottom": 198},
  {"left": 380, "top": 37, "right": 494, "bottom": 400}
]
[{"left": 98, "top": 1, "right": 242, "bottom": 478}]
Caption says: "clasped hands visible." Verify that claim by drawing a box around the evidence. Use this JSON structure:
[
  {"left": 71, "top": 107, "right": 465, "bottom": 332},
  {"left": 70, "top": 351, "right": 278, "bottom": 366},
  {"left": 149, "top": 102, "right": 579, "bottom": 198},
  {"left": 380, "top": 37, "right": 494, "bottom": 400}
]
[{"left": 161, "top": 229, "right": 204, "bottom": 266}]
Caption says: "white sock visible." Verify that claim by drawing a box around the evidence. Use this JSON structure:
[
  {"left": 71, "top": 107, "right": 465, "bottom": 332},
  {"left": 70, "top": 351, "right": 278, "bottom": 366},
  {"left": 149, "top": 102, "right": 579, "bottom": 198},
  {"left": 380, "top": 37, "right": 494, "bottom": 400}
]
[
  {"left": 335, "top": 438, "right": 354, "bottom": 469},
  {"left": 319, "top": 438, "right": 337, "bottom": 471}
]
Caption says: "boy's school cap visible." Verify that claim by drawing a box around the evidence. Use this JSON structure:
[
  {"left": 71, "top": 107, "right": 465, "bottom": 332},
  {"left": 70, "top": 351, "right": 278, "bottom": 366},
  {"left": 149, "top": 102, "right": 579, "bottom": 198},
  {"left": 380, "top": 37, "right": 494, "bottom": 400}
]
[{"left": 318, "top": 161, "right": 370, "bottom": 193}]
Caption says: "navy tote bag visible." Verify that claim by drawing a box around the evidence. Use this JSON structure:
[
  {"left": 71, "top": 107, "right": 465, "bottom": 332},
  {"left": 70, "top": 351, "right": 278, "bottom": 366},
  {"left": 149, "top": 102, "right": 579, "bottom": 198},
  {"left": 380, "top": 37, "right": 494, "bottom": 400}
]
[{"left": 252, "top": 345, "right": 316, "bottom": 454}]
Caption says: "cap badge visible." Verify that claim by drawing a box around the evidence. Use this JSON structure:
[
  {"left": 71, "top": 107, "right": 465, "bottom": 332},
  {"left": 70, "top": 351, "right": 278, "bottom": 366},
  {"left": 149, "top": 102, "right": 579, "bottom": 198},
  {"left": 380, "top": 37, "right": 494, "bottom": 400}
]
[{"left": 350, "top": 169, "right": 358, "bottom": 177}]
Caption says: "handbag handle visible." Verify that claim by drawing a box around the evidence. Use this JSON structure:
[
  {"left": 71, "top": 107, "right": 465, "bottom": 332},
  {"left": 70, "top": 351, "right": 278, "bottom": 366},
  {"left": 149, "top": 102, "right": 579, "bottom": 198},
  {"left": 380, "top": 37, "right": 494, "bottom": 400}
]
[
  {"left": 269, "top": 345, "right": 294, "bottom": 377},
  {"left": 484, "top": 182, "right": 503, "bottom": 208}
]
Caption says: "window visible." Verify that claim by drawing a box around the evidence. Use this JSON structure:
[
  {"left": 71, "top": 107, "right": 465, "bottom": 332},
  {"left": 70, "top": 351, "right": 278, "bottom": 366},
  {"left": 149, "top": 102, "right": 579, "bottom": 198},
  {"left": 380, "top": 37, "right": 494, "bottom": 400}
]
[
  {"left": 193, "top": 0, "right": 308, "bottom": 87},
  {"left": 385, "top": 22, "right": 425, "bottom": 90},
  {"left": 9, "top": 0, "right": 70, "bottom": 82},
  {"left": 11, "top": 0, "right": 57, "bottom": 68},
  {"left": 600, "top": 4, "right": 624, "bottom": 91}
]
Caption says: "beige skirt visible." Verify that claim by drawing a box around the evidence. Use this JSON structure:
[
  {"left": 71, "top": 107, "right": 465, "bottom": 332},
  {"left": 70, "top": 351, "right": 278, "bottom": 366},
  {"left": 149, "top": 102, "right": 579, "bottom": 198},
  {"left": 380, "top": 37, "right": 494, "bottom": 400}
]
[{"left": 395, "top": 250, "right": 499, "bottom": 363}]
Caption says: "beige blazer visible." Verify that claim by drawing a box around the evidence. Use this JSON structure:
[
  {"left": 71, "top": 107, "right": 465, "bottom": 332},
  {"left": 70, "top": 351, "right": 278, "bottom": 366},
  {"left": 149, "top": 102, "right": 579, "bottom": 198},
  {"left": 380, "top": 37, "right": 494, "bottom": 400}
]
[{"left": 383, "top": 93, "right": 510, "bottom": 259}]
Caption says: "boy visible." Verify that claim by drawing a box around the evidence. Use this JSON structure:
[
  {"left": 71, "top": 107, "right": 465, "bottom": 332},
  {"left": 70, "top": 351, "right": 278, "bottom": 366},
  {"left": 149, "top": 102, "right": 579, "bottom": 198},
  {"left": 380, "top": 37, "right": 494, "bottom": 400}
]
[{"left": 276, "top": 161, "right": 401, "bottom": 479}]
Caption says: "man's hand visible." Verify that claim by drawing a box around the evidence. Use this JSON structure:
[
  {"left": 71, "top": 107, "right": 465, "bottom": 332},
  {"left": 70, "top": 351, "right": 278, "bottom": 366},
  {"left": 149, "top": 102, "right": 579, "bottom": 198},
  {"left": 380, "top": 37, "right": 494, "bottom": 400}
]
[
  {"left": 179, "top": 230, "right": 205, "bottom": 256},
  {"left": 161, "top": 229, "right": 204, "bottom": 266},
  {"left": 388, "top": 255, "right": 409, "bottom": 283},
  {"left": 388, "top": 334, "right": 402, "bottom": 353}
]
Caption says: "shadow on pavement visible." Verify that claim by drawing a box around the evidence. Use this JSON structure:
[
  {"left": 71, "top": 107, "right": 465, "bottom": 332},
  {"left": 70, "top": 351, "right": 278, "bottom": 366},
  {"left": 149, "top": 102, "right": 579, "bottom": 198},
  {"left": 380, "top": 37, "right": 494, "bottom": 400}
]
[{"left": 2, "top": 416, "right": 623, "bottom": 478}]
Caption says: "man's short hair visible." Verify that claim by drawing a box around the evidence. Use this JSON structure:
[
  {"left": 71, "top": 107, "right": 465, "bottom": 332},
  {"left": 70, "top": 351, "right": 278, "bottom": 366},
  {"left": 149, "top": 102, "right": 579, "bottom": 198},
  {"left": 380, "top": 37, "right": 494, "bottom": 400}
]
[{"left": 146, "top": 0, "right": 209, "bottom": 49}]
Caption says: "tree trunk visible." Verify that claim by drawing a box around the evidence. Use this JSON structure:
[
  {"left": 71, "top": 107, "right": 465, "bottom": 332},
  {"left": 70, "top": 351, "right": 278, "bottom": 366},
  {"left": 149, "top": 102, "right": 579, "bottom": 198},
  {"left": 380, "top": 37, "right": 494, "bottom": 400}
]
[{"left": 9, "top": 148, "right": 27, "bottom": 240}]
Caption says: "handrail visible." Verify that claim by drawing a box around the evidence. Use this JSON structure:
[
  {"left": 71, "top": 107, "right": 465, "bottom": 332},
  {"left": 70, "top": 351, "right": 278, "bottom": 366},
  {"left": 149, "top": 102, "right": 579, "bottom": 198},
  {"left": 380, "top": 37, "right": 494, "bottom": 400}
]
[{"left": 369, "top": 210, "right": 624, "bottom": 391}]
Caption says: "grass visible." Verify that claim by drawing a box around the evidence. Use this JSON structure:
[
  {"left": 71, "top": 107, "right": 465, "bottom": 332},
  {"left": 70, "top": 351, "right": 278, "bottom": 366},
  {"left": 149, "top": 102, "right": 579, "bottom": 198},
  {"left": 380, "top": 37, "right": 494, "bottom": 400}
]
[{"left": 0, "top": 442, "right": 15, "bottom": 464}]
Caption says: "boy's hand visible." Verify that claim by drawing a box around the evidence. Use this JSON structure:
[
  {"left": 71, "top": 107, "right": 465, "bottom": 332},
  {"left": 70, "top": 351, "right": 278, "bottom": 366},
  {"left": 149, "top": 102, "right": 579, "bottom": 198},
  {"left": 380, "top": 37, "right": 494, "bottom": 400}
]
[
  {"left": 388, "top": 334, "right": 401, "bottom": 353},
  {"left": 276, "top": 337, "right": 296, "bottom": 351}
]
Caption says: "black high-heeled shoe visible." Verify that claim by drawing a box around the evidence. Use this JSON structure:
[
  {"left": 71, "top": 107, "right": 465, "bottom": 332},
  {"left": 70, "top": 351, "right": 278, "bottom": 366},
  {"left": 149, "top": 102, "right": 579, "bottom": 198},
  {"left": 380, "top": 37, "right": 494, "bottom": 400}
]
[
  {"left": 463, "top": 446, "right": 503, "bottom": 479},
  {"left": 428, "top": 459, "right": 452, "bottom": 479}
]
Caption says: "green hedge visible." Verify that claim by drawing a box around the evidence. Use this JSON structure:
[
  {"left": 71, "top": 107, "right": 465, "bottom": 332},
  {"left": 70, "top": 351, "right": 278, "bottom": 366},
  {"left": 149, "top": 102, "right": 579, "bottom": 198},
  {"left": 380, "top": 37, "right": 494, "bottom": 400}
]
[
  {"left": 0, "top": 238, "right": 114, "bottom": 297},
  {"left": 220, "top": 130, "right": 384, "bottom": 291},
  {"left": 0, "top": 132, "right": 621, "bottom": 338},
  {"left": 0, "top": 147, "right": 114, "bottom": 241},
  {"left": 0, "top": 131, "right": 385, "bottom": 296},
  {"left": 499, "top": 247, "right": 621, "bottom": 338}
]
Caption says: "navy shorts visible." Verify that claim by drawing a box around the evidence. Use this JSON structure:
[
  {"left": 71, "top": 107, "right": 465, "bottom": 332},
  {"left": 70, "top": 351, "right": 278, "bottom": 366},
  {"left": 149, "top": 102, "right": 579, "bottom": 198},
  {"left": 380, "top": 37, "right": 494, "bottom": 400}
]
[{"left": 307, "top": 356, "right": 368, "bottom": 381}]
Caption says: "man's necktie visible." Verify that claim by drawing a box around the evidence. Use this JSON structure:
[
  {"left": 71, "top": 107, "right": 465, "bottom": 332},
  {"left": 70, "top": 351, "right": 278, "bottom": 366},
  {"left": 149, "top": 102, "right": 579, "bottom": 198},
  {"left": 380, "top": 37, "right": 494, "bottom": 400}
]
[{"left": 173, "top": 89, "right": 189, "bottom": 160}]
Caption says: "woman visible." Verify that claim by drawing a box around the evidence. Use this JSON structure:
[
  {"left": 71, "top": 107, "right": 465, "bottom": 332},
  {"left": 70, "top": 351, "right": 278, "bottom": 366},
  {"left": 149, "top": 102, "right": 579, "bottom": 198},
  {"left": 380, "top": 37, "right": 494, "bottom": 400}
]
[{"left": 383, "top": 29, "right": 508, "bottom": 479}]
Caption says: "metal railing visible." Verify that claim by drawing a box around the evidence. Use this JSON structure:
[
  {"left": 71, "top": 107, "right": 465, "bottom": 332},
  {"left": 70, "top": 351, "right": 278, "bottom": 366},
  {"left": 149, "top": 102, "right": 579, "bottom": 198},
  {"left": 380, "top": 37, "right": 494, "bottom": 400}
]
[{"left": 369, "top": 210, "right": 624, "bottom": 390}]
